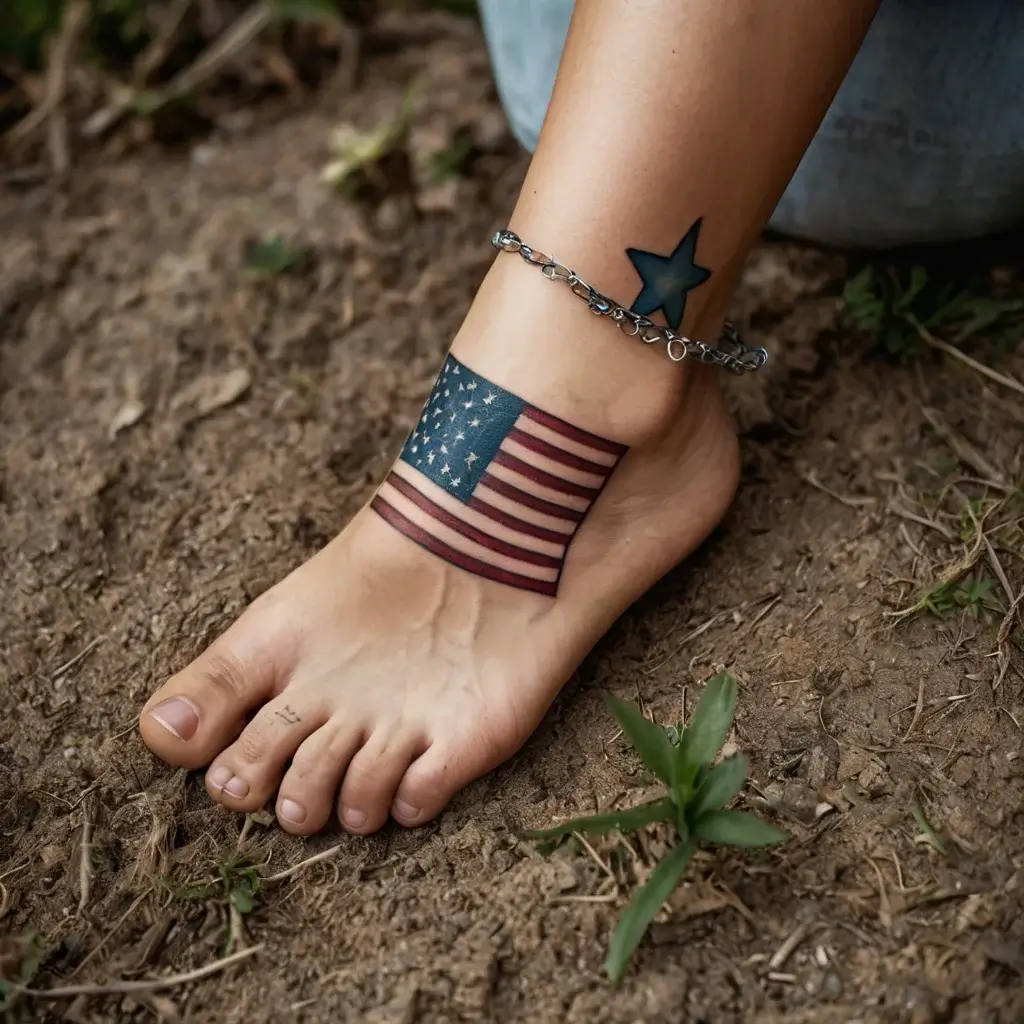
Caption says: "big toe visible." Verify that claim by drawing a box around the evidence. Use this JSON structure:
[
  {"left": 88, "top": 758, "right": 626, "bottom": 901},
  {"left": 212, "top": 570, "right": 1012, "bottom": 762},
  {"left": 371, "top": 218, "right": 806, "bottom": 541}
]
[{"left": 140, "top": 598, "right": 299, "bottom": 768}]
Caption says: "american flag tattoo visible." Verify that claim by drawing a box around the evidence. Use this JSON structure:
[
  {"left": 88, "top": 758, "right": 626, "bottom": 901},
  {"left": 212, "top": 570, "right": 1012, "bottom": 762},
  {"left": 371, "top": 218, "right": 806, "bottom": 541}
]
[{"left": 371, "top": 355, "right": 628, "bottom": 596}]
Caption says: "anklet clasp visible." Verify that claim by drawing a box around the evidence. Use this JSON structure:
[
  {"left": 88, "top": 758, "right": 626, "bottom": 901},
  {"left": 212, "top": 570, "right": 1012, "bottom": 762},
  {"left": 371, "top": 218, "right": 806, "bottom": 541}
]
[{"left": 491, "top": 229, "right": 768, "bottom": 374}]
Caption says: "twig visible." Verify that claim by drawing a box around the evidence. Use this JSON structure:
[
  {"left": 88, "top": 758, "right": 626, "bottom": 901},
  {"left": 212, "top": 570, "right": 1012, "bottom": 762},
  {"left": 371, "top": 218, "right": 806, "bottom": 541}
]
[
  {"left": 134, "top": 0, "right": 195, "bottom": 85},
  {"left": 84, "top": 1, "right": 274, "bottom": 137},
  {"left": 887, "top": 502, "right": 955, "bottom": 542},
  {"left": 901, "top": 676, "right": 926, "bottom": 743},
  {"left": 9, "top": 0, "right": 90, "bottom": 174},
  {"left": 800, "top": 469, "right": 875, "bottom": 509},
  {"left": 263, "top": 844, "right": 344, "bottom": 884},
  {"left": 920, "top": 406, "right": 1006, "bottom": 484},
  {"left": 68, "top": 890, "right": 151, "bottom": 979},
  {"left": 768, "top": 921, "right": 814, "bottom": 971},
  {"left": 52, "top": 637, "right": 105, "bottom": 680},
  {"left": 78, "top": 797, "right": 94, "bottom": 913},
  {"left": 915, "top": 323, "right": 1024, "bottom": 398},
  {"left": 17, "top": 946, "right": 262, "bottom": 999},
  {"left": 0, "top": 882, "right": 9, "bottom": 921}
]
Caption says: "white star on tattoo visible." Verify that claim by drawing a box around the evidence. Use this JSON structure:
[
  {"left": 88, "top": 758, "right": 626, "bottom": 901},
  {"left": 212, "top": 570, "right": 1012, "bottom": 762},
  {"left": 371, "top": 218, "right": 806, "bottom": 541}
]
[
  {"left": 440, "top": 444, "right": 449, "bottom": 454},
  {"left": 449, "top": 413, "right": 457, "bottom": 422},
  {"left": 451, "top": 477, "right": 461, "bottom": 487},
  {"left": 423, "top": 434, "right": 431, "bottom": 443},
  {"left": 444, "top": 389, "right": 450, "bottom": 397},
  {"left": 465, "top": 452, "right": 478, "bottom": 467},
  {"left": 469, "top": 418, "right": 481, "bottom": 428},
  {"left": 463, "top": 400, "right": 474, "bottom": 410},
  {"left": 441, "top": 463, "right": 450, "bottom": 475},
  {"left": 411, "top": 445, "right": 418, "bottom": 453},
  {"left": 466, "top": 382, "right": 477, "bottom": 391},
  {"left": 454, "top": 431, "right": 465, "bottom": 442},
  {"left": 427, "top": 452, "right": 436, "bottom": 464},
  {"left": 483, "top": 393, "right": 496, "bottom": 405}
]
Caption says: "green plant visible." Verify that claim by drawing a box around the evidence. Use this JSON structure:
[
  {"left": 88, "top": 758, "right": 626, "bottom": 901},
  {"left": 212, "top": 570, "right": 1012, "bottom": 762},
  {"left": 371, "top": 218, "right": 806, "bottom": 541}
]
[
  {"left": 243, "top": 233, "right": 306, "bottom": 277},
  {"left": 523, "top": 672, "right": 788, "bottom": 984},
  {"left": 843, "top": 263, "right": 1023, "bottom": 360},
  {"left": 321, "top": 86, "right": 415, "bottom": 194},
  {"left": 922, "top": 575, "right": 1001, "bottom": 620}
]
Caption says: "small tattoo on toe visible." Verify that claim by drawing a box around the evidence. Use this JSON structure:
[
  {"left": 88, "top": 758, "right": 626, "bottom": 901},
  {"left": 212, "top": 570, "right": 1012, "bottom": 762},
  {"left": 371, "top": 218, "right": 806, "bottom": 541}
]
[
  {"left": 372, "top": 355, "right": 628, "bottom": 597},
  {"left": 275, "top": 705, "right": 301, "bottom": 725},
  {"left": 626, "top": 216, "right": 711, "bottom": 331}
]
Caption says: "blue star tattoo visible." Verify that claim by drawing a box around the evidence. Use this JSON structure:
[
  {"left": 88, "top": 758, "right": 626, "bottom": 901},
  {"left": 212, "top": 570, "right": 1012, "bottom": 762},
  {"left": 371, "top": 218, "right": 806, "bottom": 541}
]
[{"left": 626, "top": 217, "right": 711, "bottom": 331}]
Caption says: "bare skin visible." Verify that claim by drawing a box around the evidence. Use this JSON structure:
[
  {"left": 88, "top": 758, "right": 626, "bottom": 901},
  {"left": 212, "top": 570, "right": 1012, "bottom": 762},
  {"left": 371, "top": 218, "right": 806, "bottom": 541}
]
[{"left": 139, "top": 0, "right": 879, "bottom": 835}]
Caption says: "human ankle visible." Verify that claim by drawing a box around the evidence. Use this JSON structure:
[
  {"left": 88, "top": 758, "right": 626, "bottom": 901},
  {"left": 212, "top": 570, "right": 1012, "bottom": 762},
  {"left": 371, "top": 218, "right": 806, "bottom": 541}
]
[{"left": 452, "top": 255, "right": 731, "bottom": 449}]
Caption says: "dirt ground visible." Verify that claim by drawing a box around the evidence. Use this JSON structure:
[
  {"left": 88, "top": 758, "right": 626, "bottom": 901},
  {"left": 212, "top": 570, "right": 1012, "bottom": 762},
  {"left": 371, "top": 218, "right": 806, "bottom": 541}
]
[{"left": 2, "top": 13, "right": 1023, "bottom": 1024}]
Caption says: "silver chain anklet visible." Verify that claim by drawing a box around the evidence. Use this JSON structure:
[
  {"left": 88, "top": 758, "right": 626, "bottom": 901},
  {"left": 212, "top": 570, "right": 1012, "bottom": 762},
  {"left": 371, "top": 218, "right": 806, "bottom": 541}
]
[{"left": 491, "top": 229, "right": 768, "bottom": 374}]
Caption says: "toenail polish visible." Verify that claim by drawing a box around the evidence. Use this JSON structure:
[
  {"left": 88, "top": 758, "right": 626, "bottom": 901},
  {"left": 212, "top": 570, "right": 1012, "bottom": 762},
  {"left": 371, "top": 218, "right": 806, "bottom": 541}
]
[
  {"left": 279, "top": 799, "right": 306, "bottom": 824},
  {"left": 342, "top": 807, "right": 367, "bottom": 829},
  {"left": 392, "top": 799, "right": 421, "bottom": 821},
  {"left": 208, "top": 765, "right": 233, "bottom": 789},
  {"left": 149, "top": 697, "right": 199, "bottom": 741},
  {"left": 224, "top": 776, "right": 250, "bottom": 798}
]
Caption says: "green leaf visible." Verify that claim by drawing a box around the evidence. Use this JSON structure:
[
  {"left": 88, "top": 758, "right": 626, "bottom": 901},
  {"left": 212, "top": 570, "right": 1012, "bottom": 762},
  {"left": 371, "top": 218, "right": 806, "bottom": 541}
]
[
  {"left": 604, "top": 694, "right": 678, "bottom": 786},
  {"left": 694, "top": 810, "right": 789, "bottom": 848},
  {"left": 521, "top": 798, "right": 674, "bottom": 842},
  {"left": 230, "top": 883, "right": 255, "bottom": 914},
  {"left": 604, "top": 837, "right": 697, "bottom": 984},
  {"left": 676, "top": 672, "right": 737, "bottom": 777},
  {"left": 688, "top": 754, "right": 748, "bottom": 819}
]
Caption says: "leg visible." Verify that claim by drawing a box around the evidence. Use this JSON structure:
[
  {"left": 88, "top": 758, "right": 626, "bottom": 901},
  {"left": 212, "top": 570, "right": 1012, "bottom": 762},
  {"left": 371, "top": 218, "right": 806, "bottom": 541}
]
[
  {"left": 139, "top": 0, "right": 878, "bottom": 835},
  {"left": 482, "top": 0, "right": 1024, "bottom": 247}
]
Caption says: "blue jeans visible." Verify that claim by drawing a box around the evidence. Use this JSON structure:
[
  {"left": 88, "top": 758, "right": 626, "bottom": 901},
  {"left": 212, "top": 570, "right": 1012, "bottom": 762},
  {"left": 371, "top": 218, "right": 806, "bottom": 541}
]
[{"left": 478, "top": 0, "right": 1024, "bottom": 248}]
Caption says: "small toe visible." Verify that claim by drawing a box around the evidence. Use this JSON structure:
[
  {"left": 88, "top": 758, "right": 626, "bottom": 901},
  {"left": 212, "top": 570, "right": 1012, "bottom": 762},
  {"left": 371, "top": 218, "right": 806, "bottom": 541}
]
[
  {"left": 337, "top": 729, "right": 424, "bottom": 835},
  {"left": 140, "top": 594, "right": 301, "bottom": 769},
  {"left": 275, "top": 721, "right": 364, "bottom": 835},
  {"left": 390, "top": 741, "right": 492, "bottom": 827},
  {"left": 206, "top": 690, "right": 327, "bottom": 813}
]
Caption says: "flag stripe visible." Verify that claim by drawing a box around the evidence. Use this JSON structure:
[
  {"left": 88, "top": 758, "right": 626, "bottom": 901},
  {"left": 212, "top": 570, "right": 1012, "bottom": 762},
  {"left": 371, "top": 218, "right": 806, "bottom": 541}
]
[
  {"left": 468, "top": 496, "right": 574, "bottom": 545},
  {"left": 507, "top": 427, "right": 614, "bottom": 476},
  {"left": 384, "top": 474, "right": 563, "bottom": 568},
  {"left": 480, "top": 474, "right": 585, "bottom": 522},
  {"left": 523, "top": 407, "right": 629, "bottom": 456},
  {"left": 371, "top": 496, "right": 558, "bottom": 597},
  {"left": 492, "top": 450, "right": 602, "bottom": 499}
]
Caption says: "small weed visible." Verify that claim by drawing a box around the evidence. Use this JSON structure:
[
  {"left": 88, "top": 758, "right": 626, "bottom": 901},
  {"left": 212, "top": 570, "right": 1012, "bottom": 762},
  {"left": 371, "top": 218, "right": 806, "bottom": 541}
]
[
  {"left": 524, "top": 672, "right": 788, "bottom": 984},
  {"left": 322, "top": 86, "right": 415, "bottom": 196},
  {"left": 426, "top": 129, "right": 474, "bottom": 182},
  {"left": 843, "top": 263, "right": 1023, "bottom": 360},
  {"left": 921, "top": 575, "right": 1001, "bottom": 620},
  {"left": 164, "top": 856, "right": 261, "bottom": 918},
  {"left": 913, "top": 803, "right": 947, "bottom": 855},
  {"left": 243, "top": 234, "right": 307, "bottom": 278}
]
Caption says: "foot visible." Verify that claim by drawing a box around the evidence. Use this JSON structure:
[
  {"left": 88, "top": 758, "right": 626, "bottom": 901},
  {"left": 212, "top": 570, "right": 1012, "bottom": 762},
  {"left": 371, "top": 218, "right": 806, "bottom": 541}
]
[{"left": 138, "top": 256, "right": 740, "bottom": 835}]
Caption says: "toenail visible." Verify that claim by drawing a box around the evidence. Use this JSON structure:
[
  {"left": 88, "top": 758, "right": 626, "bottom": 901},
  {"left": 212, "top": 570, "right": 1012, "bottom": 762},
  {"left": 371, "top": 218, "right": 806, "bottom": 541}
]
[
  {"left": 279, "top": 799, "right": 305, "bottom": 824},
  {"left": 224, "top": 776, "right": 249, "bottom": 798},
  {"left": 342, "top": 807, "right": 367, "bottom": 829},
  {"left": 148, "top": 697, "right": 200, "bottom": 741},
  {"left": 207, "top": 765, "right": 233, "bottom": 789},
  {"left": 392, "top": 798, "right": 421, "bottom": 821}
]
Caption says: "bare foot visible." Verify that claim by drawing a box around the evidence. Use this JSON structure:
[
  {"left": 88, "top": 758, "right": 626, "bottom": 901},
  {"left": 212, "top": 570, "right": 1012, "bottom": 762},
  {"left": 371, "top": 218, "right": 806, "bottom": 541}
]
[{"left": 138, "top": 258, "right": 740, "bottom": 835}]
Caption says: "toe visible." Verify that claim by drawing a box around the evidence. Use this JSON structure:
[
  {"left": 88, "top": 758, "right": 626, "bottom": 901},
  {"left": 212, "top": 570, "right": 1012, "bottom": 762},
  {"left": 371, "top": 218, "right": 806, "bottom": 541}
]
[
  {"left": 337, "top": 729, "right": 425, "bottom": 835},
  {"left": 275, "top": 722, "right": 364, "bottom": 836},
  {"left": 391, "top": 741, "right": 493, "bottom": 828},
  {"left": 139, "top": 594, "right": 301, "bottom": 769},
  {"left": 206, "top": 690, "right": 328, "bottom": 813}
]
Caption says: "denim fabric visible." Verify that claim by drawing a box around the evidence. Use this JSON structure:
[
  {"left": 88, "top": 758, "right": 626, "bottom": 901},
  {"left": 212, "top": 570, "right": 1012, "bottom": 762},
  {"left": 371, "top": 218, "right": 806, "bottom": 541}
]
[{"left": 478, "top": 0, "right": 1024, "bottom": 247}]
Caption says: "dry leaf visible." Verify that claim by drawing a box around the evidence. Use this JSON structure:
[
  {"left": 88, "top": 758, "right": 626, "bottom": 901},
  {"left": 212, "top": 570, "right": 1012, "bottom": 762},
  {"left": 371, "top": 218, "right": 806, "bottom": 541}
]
[{"left": 172, "top": 368, "right": 252, "bottom": 423}]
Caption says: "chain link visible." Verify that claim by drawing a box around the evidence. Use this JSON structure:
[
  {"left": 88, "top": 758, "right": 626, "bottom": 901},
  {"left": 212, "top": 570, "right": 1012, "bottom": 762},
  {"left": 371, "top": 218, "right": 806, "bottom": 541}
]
[{"left": 491, "top": 229, "right": 768, "bottom": 374}]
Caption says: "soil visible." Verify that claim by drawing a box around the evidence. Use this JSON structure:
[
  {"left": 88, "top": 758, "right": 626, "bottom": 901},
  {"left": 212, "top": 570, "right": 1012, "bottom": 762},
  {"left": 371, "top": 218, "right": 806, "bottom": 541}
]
[{"left": 2, "top": 12, "right": 1023, "bottom": 1024}]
